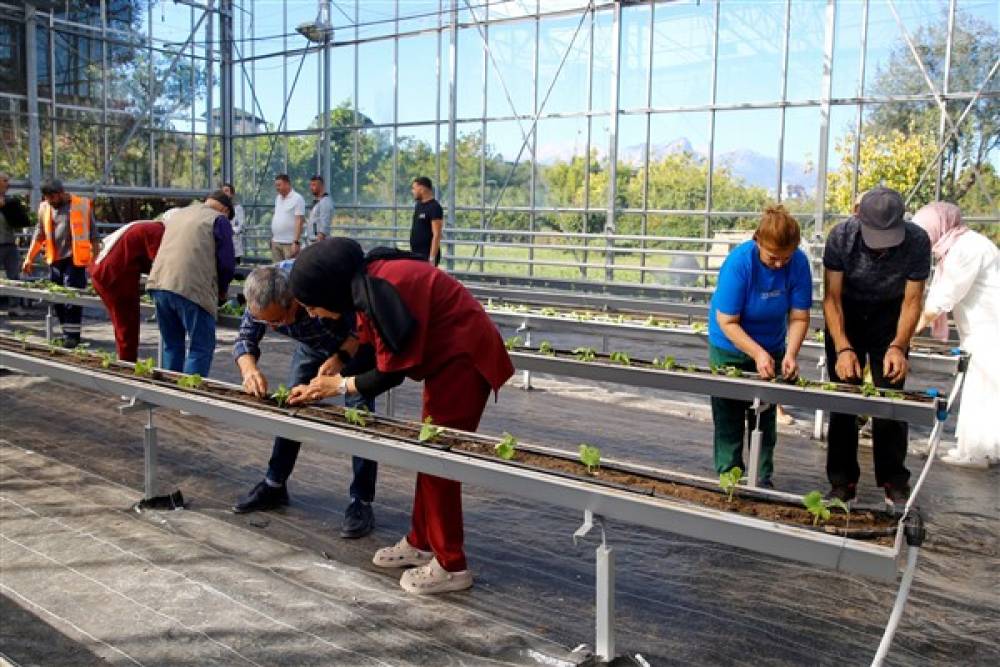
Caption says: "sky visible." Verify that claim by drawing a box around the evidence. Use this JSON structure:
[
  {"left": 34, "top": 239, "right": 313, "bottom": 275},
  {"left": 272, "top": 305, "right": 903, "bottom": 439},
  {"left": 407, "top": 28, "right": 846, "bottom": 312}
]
[{"left": 150, "top": 0, "right": 998, "bottom": 185}]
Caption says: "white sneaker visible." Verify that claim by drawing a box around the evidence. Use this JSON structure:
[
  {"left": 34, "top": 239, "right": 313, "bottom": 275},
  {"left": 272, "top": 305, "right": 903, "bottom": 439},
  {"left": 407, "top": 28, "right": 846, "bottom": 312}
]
[
  {"left": 372, "top": 537, "right": 433, "bottom": 569},
  {"left": 399, "top": 557, "right": 472, "bottom": 594}
]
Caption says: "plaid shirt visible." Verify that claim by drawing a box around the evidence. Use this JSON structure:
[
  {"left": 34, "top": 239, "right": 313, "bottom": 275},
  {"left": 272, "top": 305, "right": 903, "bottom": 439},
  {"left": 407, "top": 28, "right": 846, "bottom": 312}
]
[{"left": 232, "top": 305, "right": 355, "bottom": 361}]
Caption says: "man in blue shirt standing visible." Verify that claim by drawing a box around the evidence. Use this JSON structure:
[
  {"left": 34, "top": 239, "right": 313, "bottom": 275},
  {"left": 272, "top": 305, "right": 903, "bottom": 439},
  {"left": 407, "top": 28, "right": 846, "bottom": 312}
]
[
  {"left": 708, "top": 205, "right": 813, "bottom": 487},
  {"left": 232, "top": 262, "right": 378, "bottom": 538}
]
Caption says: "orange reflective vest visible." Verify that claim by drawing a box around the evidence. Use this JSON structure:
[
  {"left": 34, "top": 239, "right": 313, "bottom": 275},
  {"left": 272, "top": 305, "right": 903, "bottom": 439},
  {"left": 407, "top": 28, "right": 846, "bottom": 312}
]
[{"left": 28, "top": 195, "right": 94, "bottom": 267}]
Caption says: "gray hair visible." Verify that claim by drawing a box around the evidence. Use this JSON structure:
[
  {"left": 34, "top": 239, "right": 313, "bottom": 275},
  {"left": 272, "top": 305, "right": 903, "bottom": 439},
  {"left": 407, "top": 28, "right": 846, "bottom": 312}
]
[{"left": 244, "top": 266, "right": 295, "bottom": 313}]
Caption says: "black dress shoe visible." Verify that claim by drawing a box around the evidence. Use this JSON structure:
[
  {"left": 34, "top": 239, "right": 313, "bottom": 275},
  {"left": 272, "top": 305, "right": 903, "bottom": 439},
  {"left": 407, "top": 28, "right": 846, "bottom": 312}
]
[
  {"left": 340, "top": 498, "right": 374, "bottom": 538},
  {"left": 825, "top": 483, "right": 857, "bottom": 503},
  {"left": 233, "top": 480, "right": 289, "bottom": 513}
]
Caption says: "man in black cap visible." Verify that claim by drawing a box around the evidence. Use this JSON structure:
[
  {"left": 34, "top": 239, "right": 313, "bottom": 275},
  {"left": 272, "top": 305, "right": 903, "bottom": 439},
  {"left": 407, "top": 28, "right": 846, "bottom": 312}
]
[{"left": 822, "top": 186, "right": 931, "bottom": 506}]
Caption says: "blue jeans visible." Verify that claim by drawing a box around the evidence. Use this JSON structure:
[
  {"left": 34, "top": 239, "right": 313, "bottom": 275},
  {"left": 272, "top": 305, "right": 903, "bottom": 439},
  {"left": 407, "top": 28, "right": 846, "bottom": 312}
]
[
  {"left": 150, "top": 289, "right": 216, "bottom": 376},
  {"left": 266, "top": 342, "right": 378, "bottom": 503},
  {"left": 50, "top": 258, "right": 88, "bottom": 340}
]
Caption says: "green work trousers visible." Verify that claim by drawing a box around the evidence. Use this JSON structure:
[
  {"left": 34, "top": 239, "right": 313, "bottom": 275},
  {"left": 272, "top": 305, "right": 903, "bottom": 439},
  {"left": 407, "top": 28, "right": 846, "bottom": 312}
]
[{"left": 709, "top": 344, "right": 781, "bottom": 483}]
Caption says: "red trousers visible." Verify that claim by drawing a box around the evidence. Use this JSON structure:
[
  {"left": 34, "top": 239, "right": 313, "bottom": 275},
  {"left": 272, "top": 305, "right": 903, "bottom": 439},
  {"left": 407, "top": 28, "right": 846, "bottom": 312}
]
[
  {"left": 91, "top": 273, "right": 142, "bottom": 362},
  {"left": 407, "top": 356, "right": 491, "bottom": 572}
]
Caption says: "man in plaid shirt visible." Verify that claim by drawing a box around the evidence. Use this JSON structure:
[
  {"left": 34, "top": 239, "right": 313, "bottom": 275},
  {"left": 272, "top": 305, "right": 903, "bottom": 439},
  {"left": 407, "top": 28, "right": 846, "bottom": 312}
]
[{"left": 232, "top": 260, "right": 378, "bottom": 538}]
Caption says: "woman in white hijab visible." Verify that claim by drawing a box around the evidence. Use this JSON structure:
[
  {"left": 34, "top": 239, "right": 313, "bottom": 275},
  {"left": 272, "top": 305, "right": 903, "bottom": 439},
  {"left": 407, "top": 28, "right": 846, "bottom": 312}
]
[{"left": 913, "top": 202, "right": 1000, "bottom": 467}]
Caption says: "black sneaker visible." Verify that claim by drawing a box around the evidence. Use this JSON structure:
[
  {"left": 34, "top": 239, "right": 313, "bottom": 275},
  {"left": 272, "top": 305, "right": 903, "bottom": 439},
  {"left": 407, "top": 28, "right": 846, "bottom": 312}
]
[
  {"left": 759, "top": 479, "right": 775, "bottom": 490},
  {"left": 883, "top": 482, "right": 910, "bottom": 507},
  {"left": 233, "top": 480, "right": 289, "bottom": 513},
  {"left": 63, "top": 336, "right": 80, "bottom": 350},
  {"left": 340, "top": 498, "right": 375, "bottom": 538},
  {"left": 825, "top": 483, "right": 857, "bottom": 503}
]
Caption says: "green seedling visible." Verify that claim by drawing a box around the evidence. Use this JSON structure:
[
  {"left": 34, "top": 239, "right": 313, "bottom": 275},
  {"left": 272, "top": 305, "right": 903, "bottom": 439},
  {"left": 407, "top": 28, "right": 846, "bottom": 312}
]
[
  {"left": 643, "top": 316, "right": 657, "bottom": 327},
  {"left": 652, "top": 355, "right": 677, "bottom": 371},
  {"left": 573, "top": 346, "right": 597, "bottom": 362},
  {"left": 882, "top": 389, "right": 904, "bottom": 400},
  {"left": 686, "top": 363, "right": 697, "bottom": 372},
  {"left": 495, "top": 433, "right": 517, "bottom": 461},
  {"left": 271, "top": 384, "right": 291, "bottom": 407},
  {"left": 219, "top": 301, "right": 245, "bottom": 317},
  {"left": 724, "top": 366, "right": 743, "bottom": 378},
  {"left": 609, "top": 351, "right": 631, "bottom": 366},
  {"left": 71, "top": 342, "right": 91, "bottom": 357},
  {"left": 344, "top": 407, "right": 369, "bottom": 427},
  {"left": 709, "top": 364, "right": 723, "bottom": 376},
  {"left": 861, "top": 382, "right": 879, "bottom": 398},
  {"left": 579, "top": 444, "right": 602, "bottom": 474},
  {"left": 419, "top": 416, "right": 445, "bottom": 443},
  {"left": 176, "top": 373, "right": 204, "bottom": 389},
  {"left": 98, "top": 351, "right": 115, "bottom": 369},
  {"left": 796, "top": 376, "right": 810, "bottom": 388},
  {"left": 691, "top": 322, "right": 708, "bottom": 334},
  {"left": 133, "top": 357, "right": 155, "bottom": 377},
  {"left": 540, "top": 307, "right": 557, "bottom": 317},
  {"left": 821, "top": 382, "right": 838, "bottom": 391},
  {"left": 505, "top": 336, "right": 523, "bottom": 350},
  {"left": 538, "top": 340, "right": 555, "bottom": 356},
  {"left": 719, "top": 466, "right": 743, "bottom": 502},
  {"left": 515, "top": 304, "right": 529, "bottom": 313},
  {"left": 813, "top": 330, "right": 825, "bottom": 343},
  {"left": 14, "top": 330, "right": 30, "bottom": 348},
  {"left": 802, "top": 490, "right": 850, "bottom": 526}
]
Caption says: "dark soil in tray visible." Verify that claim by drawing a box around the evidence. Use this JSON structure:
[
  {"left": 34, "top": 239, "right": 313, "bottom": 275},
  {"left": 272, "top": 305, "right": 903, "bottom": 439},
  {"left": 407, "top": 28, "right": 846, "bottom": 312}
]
[
  {"left": 510, "top": 344, "right": 937, "bottom": 404},
  {"left": 0, "top": 336, "right": 900, "bottom": 542}
]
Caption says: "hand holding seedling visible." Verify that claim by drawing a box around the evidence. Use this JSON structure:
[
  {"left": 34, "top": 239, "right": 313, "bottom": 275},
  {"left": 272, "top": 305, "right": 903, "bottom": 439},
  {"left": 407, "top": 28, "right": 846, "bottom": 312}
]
[
  {"left": 883, "top": 345, "right": 908, "bottom": 383},
  {"left": 288, "top": 374, "right": 345, "bottom": 405},
  {"left": 753, "top": 350, "right": 775, "bottom": 379},
  {"left": 271, "top": 384, "right": 292, "bottom": 408},
  {"left": 781, "top": 352, "right": 799, "bottom": 380},
  {"left": 835, "top": 348, "right": 862, "bottom": 381}
]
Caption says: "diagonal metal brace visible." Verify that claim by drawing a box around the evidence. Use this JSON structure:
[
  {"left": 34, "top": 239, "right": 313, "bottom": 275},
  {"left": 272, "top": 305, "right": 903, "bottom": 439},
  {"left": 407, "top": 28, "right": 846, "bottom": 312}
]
[{"left": 573, "top": 509, "right": 607, "bottom": 548}]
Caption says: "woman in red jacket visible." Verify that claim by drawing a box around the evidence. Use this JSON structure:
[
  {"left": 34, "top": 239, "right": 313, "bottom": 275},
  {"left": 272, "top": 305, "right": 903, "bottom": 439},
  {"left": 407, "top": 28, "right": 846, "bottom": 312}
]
[
  {"left": 288, "top": 238, "right": 514, "bottom": 594},
  {"left": 90, "top": 220, "right": 165, "bottom": 361}
]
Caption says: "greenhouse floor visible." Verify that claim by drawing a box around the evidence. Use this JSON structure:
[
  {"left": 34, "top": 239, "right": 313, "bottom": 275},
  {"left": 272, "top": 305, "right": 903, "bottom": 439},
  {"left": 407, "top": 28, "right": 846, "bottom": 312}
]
[{"left": 1, "top": 309, "right": 998, "bottom": 666}]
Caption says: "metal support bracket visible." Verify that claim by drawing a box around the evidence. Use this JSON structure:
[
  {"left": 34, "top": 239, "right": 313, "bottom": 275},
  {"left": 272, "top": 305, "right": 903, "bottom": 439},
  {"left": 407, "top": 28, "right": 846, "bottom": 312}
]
[
  {"left": 518, "top": 321, "right": 533, "bottom": 390},
  {"left": 813, "top": 356, "right": 828, "bottom": 441},
  {"left": 118, "top": 397, "right": 158, "bottom": 500},
  {"left": 746, "top": 397, "right": 768, "bottom": 489},
  {"left": 573, "top": 510, "right": 616, "bottom": 662},
  {"left": 45, "top": 304, "right": 55, "bottom": 341}
]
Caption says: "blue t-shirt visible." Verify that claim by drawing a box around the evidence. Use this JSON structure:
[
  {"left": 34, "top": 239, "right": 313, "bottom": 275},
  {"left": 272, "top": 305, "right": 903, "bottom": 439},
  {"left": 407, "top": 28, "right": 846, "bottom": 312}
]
[{"left": 708, "top": 240, "right": 813, "bottom": 353}]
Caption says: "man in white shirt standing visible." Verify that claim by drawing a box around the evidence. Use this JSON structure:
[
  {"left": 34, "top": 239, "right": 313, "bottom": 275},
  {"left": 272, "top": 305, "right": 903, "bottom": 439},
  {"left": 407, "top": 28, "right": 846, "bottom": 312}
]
[
  {"left": 271, "top": 174, "right": 305, "bottom": 261},
  {"left": 307, "top": 175, "right": 334, "bottom": 243}
]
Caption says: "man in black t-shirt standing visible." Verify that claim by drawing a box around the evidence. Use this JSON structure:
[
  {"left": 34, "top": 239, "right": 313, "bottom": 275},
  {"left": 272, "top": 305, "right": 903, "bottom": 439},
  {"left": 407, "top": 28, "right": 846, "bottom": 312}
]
[
  {"left": 822, "top": 187, "right": 931, "bottom": 507},
  {"left": 409, "top": 176, "right": 444, "bottom": 266}
]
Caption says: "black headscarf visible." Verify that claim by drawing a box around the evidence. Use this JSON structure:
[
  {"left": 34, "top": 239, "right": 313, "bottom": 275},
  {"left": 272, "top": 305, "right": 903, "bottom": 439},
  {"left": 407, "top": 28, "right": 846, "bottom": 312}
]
[{"left": 289, "top": 238, "right": 422, "bottom": 354}]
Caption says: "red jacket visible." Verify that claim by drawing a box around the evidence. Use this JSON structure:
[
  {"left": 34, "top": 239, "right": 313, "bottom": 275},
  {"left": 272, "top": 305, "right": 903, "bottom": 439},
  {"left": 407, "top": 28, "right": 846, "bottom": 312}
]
[
  {"left": 357, "top": 259, "right": 514, "bottom": 392},
  {"left": 91, "top": 221, "right": 165, "bottom": 291}
]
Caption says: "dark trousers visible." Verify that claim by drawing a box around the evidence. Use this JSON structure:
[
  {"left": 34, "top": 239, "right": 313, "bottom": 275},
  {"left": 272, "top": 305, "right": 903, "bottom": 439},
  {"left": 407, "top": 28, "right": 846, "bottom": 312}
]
[
  {"left": 50, "top": 257, "right": 87, "bottom": 341},
  {"left": 709, "top": 344, "right": 780, "bottom": 483},
  {"left": 266, "top": 342, "right": 378, "bottom": 503},
  {"left": 825, "top": 299, "right": 910, "bottom": 489}
]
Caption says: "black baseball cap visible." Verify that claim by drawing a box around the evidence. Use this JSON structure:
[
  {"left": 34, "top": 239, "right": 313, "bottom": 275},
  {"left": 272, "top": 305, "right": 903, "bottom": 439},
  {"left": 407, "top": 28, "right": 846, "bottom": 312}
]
[
  {"left": 857, "top": 187, "right": 906, "bottom": 249},
  {"left": 207, "top": 190, "right": 234, "bottom": 219}
]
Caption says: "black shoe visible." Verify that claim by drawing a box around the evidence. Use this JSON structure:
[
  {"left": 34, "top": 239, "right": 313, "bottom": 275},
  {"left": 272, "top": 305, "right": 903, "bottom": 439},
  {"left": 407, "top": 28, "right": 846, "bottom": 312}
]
[
  {"left": 759, "top": 479, "right": 775, "bottom": 490},
  {"left": 883, "top": 482, "right": 910, "bottom": 507},
  {"left": 340, "top": 498, "right": 374, "bottom": 538},
  {"left": 233, "top": 480, "right": 289, "bottom": 513},
  {"left": 62, "top": 336, "right": 80, "bottom": 350},
  {"left": 825, "top": 483, "right": 857, "bottom": 503}
]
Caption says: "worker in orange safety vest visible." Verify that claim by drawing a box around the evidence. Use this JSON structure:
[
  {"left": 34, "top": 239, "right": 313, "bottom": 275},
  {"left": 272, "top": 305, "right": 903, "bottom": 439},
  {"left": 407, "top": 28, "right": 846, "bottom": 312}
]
[{"left": 22, "top": 179, "right": 100, "bottom": 348}]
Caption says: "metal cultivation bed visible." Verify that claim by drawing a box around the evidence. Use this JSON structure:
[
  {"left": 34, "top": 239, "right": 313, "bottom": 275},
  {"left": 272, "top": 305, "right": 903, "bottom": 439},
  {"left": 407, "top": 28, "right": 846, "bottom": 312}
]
[{"left": 0, "top": 337, "right": 969, "bottom": 665}]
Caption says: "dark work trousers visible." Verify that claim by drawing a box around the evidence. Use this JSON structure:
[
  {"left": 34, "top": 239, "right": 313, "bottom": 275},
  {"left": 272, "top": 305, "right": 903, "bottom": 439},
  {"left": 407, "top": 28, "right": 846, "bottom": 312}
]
[
  {"left": 265, "top": 343, "right": 378, "bottom": 503},
  {"left": 824, "top": 298, "right": 910, "bottom": 489},
  {"left": 50, "top": 257, "right": 87, "bottom": 341}
]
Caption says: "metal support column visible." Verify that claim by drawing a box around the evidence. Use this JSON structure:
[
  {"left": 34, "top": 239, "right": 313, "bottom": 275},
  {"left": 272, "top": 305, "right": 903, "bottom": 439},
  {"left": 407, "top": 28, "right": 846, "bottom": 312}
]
[
  {"left": 746, "top": 397, "right": 766, "bottom": 488},
  {"left": 321, "top": 0, "right": 332, "bottom": 187},
  {"left": 517, "top": 321, "right": 532, "bottom": 390},
  {"left": 814, "top": 357, "right": 828, "bottom": 441},
  {"left": 220, "top": 0, "right": 235, "bottom": 183},
  {"left": 44, "top": 305, "right": 54, "bottom": 341},
  {"left": 445, "top": 1, "right": 459, "bottom": 272},
  {"left": 573, "top": 510, "right": 615, "bottom": 662},
  {"left": 604, "top": 0, "right": 623, "bottom": 283},
  {"left": 813, "top": 0, "right": 837, "bottom": 239},
  {"left": 119, "top": 398, "right": 159, "bottom": 500},
  {"left": 25, "top": 4, "right": 42, "bottom": 209}
]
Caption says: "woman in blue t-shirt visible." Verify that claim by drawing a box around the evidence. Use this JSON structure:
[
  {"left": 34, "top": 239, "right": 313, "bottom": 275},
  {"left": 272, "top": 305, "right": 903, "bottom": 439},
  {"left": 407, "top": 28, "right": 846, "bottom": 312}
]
[{"left": 708, "top": 205, "right": 813, "bottom": 487}]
